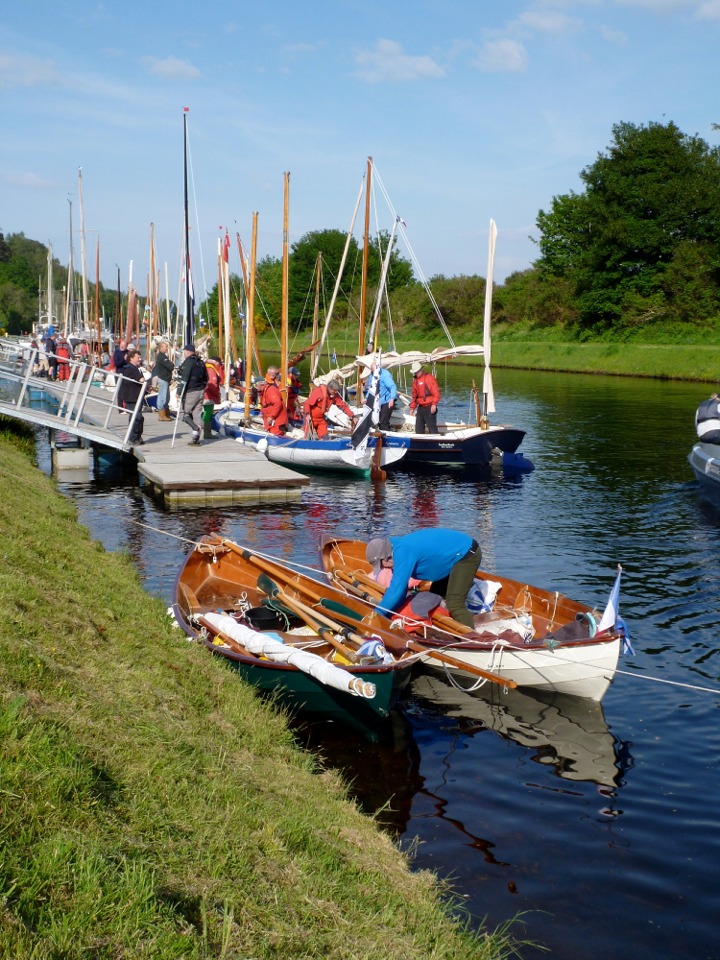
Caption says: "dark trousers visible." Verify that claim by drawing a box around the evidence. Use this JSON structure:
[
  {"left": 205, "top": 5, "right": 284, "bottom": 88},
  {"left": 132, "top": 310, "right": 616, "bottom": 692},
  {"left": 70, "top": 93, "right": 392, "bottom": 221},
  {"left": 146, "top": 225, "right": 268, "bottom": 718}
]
[
  {"left": 431, "top": 540, "right": 482, "bottom": 628},
  {"left": 128, "top": 404, "right": 144, "bottom": 443},
  {"left": 379, "top": 402, "right": 393, "bottom": 431},
  {"left": 415, "top": 405, "right": 438, "bottom": 434}
]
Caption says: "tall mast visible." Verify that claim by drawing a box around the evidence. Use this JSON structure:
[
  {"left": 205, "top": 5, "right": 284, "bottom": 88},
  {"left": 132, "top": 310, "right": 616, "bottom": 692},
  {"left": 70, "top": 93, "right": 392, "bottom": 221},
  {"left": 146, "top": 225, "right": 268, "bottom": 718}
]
[
  {"left": 47, "top": 244, "right": 53, "bottom": 334},
  {"left": 65, "top": 200, "right": 74, "bottom": 333},
  {"left": 311, "top": 251, "right": 321, "bottom": 376},
  {"left": 183, "top": 108, "right": 195, "bottom": 346},
  {"left": 243, "top": 212, "right": 259, "bottom": 423},
  {"left": 78, "top": 167, "right": 89, "bottom": 331},
  {"left": 94, "top": 237, "right": 101, "bottom": 351},
  {"left": 357, "top": 155, "right": 373, "bottom": 394},
  {"left": 222, "top": 231, "right": 231, "bottom": 386},
  {"left": 280, "top": 171, "right": 290, "bottom": 399},
  {"left": 481, "top": 218, "right": 497, "bottom": 420}
]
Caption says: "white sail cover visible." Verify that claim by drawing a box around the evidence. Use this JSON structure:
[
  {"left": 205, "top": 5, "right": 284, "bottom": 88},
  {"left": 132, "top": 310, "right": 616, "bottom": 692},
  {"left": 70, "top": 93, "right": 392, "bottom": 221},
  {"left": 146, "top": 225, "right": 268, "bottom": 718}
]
[
  {"left": 312, "top": 345, "right": 485, "bottom": 386},
  {"left": 201, "top": 612, "right": 376, "bottom": 699}
]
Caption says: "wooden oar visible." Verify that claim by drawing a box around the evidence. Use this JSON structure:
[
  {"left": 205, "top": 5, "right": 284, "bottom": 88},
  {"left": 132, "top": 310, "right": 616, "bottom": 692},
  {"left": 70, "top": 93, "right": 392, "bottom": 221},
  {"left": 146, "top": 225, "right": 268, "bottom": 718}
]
[
  {"left": 255, "top": 573, "right": 360, "bottom": 664},
  {"left": 214, "top": 539, "right": 513, "bottom": 686},
  {"left": 333, "top": 567, "right": 475, "bottom": 636},
  {"left": 315, "top": 601, "right": 517, "bottom": 689}
]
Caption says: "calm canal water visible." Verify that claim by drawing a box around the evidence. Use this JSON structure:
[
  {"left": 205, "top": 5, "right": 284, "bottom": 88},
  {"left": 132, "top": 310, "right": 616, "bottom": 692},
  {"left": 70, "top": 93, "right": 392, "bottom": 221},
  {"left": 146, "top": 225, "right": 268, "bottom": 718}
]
[{"left": 34, "top": 366, "right": 720, "bottom": 960}]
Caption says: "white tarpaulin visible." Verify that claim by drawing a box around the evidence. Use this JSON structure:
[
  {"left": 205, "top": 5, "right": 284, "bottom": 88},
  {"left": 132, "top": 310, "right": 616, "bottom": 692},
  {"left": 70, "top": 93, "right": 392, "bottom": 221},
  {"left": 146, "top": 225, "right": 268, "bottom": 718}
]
[{"left": 201, "top": 612, "right": 376, "bottom": 699}]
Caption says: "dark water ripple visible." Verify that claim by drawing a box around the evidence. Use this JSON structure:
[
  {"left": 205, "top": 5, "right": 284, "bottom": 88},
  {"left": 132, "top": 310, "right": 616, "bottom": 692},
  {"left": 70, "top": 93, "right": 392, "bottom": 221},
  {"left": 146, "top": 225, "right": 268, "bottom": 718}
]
[{"left": 27, "top": 366, "right": 720, "bottom": 960}]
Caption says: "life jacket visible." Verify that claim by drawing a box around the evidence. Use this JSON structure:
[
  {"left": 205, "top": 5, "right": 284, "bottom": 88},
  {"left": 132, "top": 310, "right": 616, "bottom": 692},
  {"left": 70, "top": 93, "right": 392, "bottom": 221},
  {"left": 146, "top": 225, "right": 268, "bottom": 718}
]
[{"left": 696, "top": 396, "right": 720, "bottom": 444}]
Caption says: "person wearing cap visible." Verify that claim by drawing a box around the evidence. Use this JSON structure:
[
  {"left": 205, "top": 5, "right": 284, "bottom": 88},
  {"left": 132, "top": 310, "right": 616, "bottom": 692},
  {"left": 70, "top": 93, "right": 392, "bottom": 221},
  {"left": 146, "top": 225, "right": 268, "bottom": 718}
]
[
  {"left": 366, "top": 528, "right": 482, "bottom": 628},
  {"left": 409, "top": 361, "right": 441, "bottom": 434},
  {"left": 259, "top": 366, "right": 288, "bottom": 436},
  {"left": 177, "top": 343, "right": 209, "bottom": 445},
  {"left": 364, "top": 358, "right": 398, "bottom": 431},
  {"left": 303, "top": 378, "right": 355, "bottom": 439}
]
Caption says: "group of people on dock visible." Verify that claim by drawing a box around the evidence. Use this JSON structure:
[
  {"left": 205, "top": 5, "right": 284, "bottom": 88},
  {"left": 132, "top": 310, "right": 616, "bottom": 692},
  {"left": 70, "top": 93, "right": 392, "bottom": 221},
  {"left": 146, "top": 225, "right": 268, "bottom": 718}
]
[
  {"left": 255, "top": 355, "right": 442, "bottom": 440},
  {"left": 110, "top": 337, "right": 445, "bottom": 449}
]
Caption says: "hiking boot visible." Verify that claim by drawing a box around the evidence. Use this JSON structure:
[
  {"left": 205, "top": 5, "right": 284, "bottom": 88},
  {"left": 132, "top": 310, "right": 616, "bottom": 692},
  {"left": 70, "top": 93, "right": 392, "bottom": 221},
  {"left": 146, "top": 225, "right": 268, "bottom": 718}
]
[{"left": 157, "top": 409, "right": 172, "bottom": 421}]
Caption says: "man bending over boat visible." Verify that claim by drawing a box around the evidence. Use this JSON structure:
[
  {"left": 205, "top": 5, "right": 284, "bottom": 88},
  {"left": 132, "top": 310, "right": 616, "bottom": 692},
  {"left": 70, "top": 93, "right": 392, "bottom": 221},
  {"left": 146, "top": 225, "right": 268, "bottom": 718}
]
[
  {"left": 303, "top": 379, "right": 355, "bottom": 439},
  {"left": 366, "top": 528, "right": 481, "bottom": 628}
]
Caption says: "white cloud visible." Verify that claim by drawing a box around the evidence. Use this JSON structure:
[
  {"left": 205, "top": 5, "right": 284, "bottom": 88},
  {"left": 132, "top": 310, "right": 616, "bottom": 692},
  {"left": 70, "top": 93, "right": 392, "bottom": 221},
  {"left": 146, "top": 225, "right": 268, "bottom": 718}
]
[
  {"left": 355, "top": 39, "right": 444, "bottom": 83},
  {"left": 516, "top": 10, "right": 576, "bottom": 33},
  {"left": 0, "top": 52, "right": 62, "bottom": 89},
  {"left": 697, "top": 0, "right": 720, "bottom": 18},
  {"left": 475, "top": 39, "right": 528, "bottom": 73},
  {"left": 615, "top": 0, "right": 697, "bottom": 9},
  {"left": 142, "top": 56, "right": 200, "bottom": 80}
]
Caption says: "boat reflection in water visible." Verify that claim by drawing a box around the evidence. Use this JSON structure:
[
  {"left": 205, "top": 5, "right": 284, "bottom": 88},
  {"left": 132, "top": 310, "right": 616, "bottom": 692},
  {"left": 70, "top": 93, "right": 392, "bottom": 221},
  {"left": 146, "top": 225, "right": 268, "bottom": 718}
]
[
  {"left": 408, "top": 672, "right": 631, "bottom": 790},
  {"left": 290, "top": 671, "right": 632, "bottom": 851}
]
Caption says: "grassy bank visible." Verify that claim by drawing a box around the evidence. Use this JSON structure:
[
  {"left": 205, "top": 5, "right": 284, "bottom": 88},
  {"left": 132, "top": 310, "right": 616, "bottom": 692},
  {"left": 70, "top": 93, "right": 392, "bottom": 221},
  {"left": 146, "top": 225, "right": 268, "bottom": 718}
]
[
  {"left": 0, "top": 420, "right": 520, "bottom": 959},
  {"left": 259, "top": 327, "right": 719, "bottom": 382}
]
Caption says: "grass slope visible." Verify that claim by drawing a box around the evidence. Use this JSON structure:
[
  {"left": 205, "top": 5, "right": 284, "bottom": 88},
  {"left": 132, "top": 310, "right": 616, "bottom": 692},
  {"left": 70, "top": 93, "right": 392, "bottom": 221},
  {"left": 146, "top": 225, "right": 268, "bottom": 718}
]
[{"left": 0, "top": 421, "right": 521, "bottom": 959}]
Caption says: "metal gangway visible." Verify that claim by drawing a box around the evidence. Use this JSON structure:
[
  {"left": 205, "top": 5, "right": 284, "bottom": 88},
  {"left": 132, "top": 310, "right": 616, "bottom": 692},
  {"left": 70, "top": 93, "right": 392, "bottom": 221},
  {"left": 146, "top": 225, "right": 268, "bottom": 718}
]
[{"left": 0, "top": 340, "right": 149, "bottom": 453}]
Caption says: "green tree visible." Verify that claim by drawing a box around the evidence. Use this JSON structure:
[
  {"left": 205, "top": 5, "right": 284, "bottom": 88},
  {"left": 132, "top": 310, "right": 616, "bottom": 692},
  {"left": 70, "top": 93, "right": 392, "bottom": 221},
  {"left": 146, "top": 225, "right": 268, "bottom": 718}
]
[{"left": 535, "top": 120, "right": 720, "bottom": 330}]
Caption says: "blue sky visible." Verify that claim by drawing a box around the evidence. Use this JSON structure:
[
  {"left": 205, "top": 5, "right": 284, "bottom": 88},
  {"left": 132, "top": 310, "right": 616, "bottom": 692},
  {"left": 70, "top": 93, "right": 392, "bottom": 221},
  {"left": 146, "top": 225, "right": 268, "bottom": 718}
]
[{"left": 1, "top": 0, "right": 719, "bottom": 300}]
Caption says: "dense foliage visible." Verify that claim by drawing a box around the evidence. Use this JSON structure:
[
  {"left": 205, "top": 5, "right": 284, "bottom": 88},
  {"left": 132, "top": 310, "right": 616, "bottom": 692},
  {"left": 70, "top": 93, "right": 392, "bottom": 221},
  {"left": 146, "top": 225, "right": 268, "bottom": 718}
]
[
  {"left": 535, "top": 121, "right": 720, "bottom": 331},
  {"left": 0, "top": 231, "right": 117, "bottom": 335}
]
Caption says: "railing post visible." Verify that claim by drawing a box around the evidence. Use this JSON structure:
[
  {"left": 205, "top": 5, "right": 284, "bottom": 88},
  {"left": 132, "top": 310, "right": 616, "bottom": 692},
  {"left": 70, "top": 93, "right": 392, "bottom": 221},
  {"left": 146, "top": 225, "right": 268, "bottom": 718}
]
[
  {"left": 16, "top": 347, "right": 38, "bottom": 408},
  {"left": 122, "top": 375, "right": 149, "bottom": 446},
  {"left": 72, "top": 361, "right": 96, "bottom": 426}
]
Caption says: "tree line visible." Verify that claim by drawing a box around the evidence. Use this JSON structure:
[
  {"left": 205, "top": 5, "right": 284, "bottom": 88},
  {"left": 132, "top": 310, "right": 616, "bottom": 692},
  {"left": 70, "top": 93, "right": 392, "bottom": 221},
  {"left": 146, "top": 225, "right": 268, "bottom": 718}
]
[{"left": 3, "top": 120, "right": 719, "bottom": 342}]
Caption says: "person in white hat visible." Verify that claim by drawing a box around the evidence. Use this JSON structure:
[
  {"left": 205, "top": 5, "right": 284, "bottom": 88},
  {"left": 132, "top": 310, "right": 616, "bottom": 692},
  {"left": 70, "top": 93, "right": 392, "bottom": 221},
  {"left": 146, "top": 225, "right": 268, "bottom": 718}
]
[{"left": 409, "top": 361, "right": 441, "bottom": 433}]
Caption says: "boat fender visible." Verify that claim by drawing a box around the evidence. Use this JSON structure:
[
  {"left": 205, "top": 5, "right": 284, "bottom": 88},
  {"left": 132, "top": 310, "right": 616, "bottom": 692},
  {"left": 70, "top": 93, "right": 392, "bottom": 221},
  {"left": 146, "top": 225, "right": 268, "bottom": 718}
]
[{"left": 575, "top": 612, "right": 597, "bottom": 637}]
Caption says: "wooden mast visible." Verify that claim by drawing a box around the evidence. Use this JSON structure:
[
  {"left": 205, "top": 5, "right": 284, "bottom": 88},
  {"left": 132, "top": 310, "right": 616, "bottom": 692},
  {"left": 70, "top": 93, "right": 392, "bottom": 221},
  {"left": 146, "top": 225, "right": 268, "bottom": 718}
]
[
  {"left": 243, "top": 212, "right": 259, "bottom": 423},
  {"left": 311, "top": 252, "right": 321, "bottom": 376},
  {"left": 280, "top": 171, "right": 290, "bottom": 402}
]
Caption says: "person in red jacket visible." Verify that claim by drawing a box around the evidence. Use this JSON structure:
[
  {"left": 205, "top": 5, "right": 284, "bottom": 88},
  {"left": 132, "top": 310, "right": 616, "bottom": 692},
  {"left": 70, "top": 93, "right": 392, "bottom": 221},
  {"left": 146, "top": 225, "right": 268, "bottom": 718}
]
[
  {"left": 55, "top": 336, "right": 72, "bottom": 382},
  {"left": 409, "top": 361, "right": 441, "bottom": 433},
  {"left": 260, "top": 366, "right": 288, "bottom": 436},
  {"left": 303, "top": 379, "right": 354, "bottom": 439}
]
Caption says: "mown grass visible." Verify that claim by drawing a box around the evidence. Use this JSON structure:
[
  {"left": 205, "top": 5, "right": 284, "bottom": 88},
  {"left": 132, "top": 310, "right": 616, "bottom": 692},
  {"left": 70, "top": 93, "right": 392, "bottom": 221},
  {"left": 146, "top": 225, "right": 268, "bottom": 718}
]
[
  {"left": 0, "top": 418, "right": 524, "bottom": 959},
  {"left": 262, "top": 324, "right": 720, "bottom": 382}
]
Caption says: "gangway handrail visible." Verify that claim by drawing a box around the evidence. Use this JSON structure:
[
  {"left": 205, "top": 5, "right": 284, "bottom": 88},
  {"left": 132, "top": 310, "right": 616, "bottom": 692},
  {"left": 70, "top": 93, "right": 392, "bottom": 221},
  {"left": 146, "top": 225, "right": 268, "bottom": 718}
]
[{"left": 1, "top": 343, "right": 152, "bottom": 450}]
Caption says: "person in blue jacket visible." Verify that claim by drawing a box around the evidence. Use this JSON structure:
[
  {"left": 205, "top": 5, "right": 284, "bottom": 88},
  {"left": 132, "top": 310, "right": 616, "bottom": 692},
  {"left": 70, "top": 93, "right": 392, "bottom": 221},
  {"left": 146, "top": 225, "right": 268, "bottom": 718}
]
[
  {"left": 364, "top": 358, "right": 398, "bottom": 431},
  {"left": 366, "top": 527, "right": 481, "bottom": 628}
]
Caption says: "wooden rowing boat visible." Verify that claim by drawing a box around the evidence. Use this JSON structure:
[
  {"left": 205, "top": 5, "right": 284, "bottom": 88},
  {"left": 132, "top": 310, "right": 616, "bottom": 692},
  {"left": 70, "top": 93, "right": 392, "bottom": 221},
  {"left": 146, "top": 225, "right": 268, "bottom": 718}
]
[
  {"left": 319, "top": 536, "right": 626, "bottom": 701},
  {"left": 172, "top": 534, "right": 418, "bottom": 731}
]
